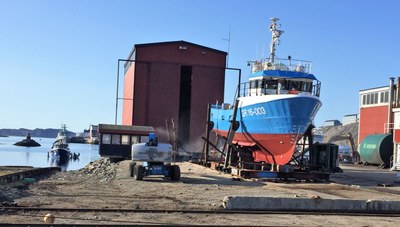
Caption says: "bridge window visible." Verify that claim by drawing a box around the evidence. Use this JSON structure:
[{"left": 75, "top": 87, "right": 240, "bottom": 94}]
[
  {"left": 250, "top": 80, "right": 257, "bottom": 89},
  {"left": 300, "top": 82, "right": 312, "bottom": 92},
  {"left": 278, "top": 79, "right": 288, "bottom": 90},
  {"left": 289, "top": 81, "right": 301, "bottom": 91},
  {"left": 265, "top": 80, "right": 278, "bottom": 89}
]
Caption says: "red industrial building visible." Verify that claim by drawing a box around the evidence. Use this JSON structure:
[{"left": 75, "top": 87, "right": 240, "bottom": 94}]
[
  {"left": 358, "top": 77, "right": 400, "bottom": 170},
  {"left": 358, "top": 85, "right": 391, "bottom": 144},
  {"left": 122, "top": 41, "right": 227, "bottom": 149}
]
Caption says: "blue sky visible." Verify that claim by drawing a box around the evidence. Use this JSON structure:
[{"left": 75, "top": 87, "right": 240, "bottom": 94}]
[{"left": 1, "top": 0, "right": 399, "bottom": 132}]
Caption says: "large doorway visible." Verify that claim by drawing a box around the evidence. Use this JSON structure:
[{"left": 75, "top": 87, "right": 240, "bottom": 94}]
[{"left": 178, "top": 66, "right": 192, "bottom": 145}]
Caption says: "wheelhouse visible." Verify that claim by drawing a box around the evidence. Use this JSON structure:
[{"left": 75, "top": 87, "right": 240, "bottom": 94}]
[{"left": 241, "top": 58, "right": 321, "bottom": 97}]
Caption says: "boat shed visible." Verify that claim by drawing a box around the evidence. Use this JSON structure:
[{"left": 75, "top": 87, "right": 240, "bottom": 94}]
[
  {"left": 98, "top": 124, "right": 154, "bottom": 161},
  {"left": 122, "top": 41, "right": 227, "bottom": 149}
]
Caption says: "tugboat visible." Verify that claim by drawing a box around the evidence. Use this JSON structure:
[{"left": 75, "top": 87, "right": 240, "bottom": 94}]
[
  {"left": 210, "top": 18, "right": 322, "bottom": 165},
  {"left": 49, "top": 124, "right": 71, "bottom": 164}
]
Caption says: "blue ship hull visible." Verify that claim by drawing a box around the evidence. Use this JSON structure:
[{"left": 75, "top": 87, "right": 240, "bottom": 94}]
[{"left": 211, "top": 94, "right": 321, "bottom": 164}]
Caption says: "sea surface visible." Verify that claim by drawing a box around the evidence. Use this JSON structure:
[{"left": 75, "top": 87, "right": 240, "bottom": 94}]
[{"left": 0, "top": 136, "right": 100, "bottom": 171}]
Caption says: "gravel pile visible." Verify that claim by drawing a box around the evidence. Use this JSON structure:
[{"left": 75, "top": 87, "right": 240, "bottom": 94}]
[
  {"left": 78, "top": 157, "right": 117, "bottom": 182},
  {"left": 0, "top": 184, "right": 24, "bottom": 204},
  {"left": 322, "top": 122, "right": 358, "bottom": 148}
]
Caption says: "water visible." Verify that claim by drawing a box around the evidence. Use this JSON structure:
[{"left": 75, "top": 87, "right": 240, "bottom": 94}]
[{"left": 0, "top": 136, "right": 100, "bottom": 171}]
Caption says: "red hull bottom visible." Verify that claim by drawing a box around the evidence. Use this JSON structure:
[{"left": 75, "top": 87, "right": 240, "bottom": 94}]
[{"left": 214, "top": 130, "right": 299, "bottom": 165}]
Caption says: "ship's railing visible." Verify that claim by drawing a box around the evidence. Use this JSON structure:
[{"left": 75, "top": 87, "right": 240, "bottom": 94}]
[
  {"left": 249, "top": 58, "right": 312, "bottom": 74},
  {"left": 211, "top": 103, "right": 232, "bottom": 110},
  {"left": 238, "top": 80, "right": 321, "bottom": 97}
]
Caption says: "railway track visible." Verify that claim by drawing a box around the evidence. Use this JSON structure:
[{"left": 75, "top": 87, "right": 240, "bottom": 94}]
[
  {"left": 2, "top": 206, "right": 400, "bottom": 217},
  {"left": 1, "top": 207, "right": 400, "bottom": 226}
]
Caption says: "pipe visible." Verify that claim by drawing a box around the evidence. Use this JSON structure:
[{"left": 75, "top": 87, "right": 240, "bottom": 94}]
[
  {"left": 391, "top": 77, "right": 400, "bottom": 170},
  {"left": 388, "top": 77, "right": 395, "bottom": 134},
  {"left": 115, "top": 60, "right": 120, "bottom": 125},
  {"left": 204, "top": 103, "right": 212, "bottom": 163},
  {"left": 397, "top": 77, "right": 400, "bottom": 108}
]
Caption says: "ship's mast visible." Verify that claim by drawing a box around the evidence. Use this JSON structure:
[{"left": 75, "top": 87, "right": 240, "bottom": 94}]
[{"left": 269, "top": 17, "right": 284, "bottom": 64}]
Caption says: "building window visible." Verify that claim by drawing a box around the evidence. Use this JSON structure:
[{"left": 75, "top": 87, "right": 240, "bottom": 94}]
[
  {"left": 131, "top": 136, "right": 139, "bottom": 144},
  {"left": 362, "top": 90, "right": 389, "bottom": 106},
  {"left": 140, "top": 136, "right": 149, "bottom": 143},
  {"left": 382, "top": 91, "right": 389, "bottom": 103},
  {"left": 121, "top": 135, "right": 130, "bottom": 145},
  {"left": 386, "top": 91, "right": 389, "bottom": 102},
  {"left": 112, "top": 134, "right": 120, "bottom": 145},
  {"left": 102, "top": 134, "right": 111, "bottom": 144}
]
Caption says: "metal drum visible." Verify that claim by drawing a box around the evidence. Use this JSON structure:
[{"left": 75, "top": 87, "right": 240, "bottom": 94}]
[{"left": 359, "top": 134, "right": 393, "bottom": 167}]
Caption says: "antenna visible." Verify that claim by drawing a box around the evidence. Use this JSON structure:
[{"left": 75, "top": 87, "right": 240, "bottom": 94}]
[
  {"left": 255, "top": 41, "right": 259, "bottom": 60},
  {"left": 269, "top": 17, "right": 284, "bottom": 64},
  {"left": 222, "top": 26, "right": 231, "bottom": 67},
  {"left": 261, "top": 44, "right": 265, "bottom": 60}
]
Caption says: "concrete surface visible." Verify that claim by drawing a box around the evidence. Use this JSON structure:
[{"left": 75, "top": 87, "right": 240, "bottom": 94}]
[
  {"left": 223, "top": 196, "right": 400, "bottom": 212},
  {"left": 223, "top": 163, "right": 400, "bottom": 211},
  {"left": 331, "top": 163, "right": 399, "bottom": 186}
]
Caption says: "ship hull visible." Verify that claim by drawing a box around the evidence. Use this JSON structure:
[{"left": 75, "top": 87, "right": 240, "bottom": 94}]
[
  {"left": 50, "top": 148, "right": 71, "bottom": 164},
  {"left": 211, "top": 94, "right": 321, "bottom": 165}
]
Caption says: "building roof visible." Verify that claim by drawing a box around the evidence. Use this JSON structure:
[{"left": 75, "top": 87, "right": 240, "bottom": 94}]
[
  {"left": 98, "top": 124, "right": 154, "bottom": 135},
  {"left": 135, "top": 40, "right": 227, "bottom": 55},
  {"left": 124, "top": 40, "right": 227, "bottom": 68},
  {"left": 359, "top": 85, "right": 389, "bottom": 93},
  {"left": 344, "top": 114, "right": 358, "bottom": 117},
  {"left": 324, "top": 119, "right": 340, "bottom": 122}
]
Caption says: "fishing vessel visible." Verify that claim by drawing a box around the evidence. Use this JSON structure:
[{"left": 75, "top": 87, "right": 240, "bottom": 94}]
[
  {"left": 210, "top": 18, "right": 322, "bottom": 165},
  {"left": 49, "top": 124, "right": 71, "bottom": 164}
]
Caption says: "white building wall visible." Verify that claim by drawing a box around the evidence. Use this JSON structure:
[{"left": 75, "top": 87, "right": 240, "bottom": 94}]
[
  {"left": 391, "top": 109, "right": 400, "bottom": 170},
  {"left": 343, "top": 114, "right": 358, "bottom": 125}
]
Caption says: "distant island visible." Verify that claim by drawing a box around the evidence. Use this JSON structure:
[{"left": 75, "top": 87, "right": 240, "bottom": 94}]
[{"left": 0, "top": 128, "right": 75, "bottom": 138}]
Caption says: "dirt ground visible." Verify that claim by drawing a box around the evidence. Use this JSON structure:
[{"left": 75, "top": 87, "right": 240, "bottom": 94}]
[{"left": 1, "top": 158, "right": 400, "bottom": 226}]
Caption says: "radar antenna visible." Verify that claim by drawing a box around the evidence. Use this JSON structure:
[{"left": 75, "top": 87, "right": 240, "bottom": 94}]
[{"left": 269, "top": 17, "right": 284, "bottom": 64}]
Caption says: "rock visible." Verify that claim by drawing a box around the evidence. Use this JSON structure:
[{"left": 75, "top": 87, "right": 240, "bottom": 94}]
[
  {"left": 14, "top": 134, "right": 41, "bottom": 147},
  {"left": 307, "top": 194, "right": 321, "bottom": 199},
  {"left": 44, "top": 213, "right": 55, "bottom": 224},
  {"left": 14, "top": 139, "right": 41, "bottom": 147}
]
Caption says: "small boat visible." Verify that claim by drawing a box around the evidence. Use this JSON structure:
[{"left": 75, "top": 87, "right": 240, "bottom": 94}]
[
  {"left": 210, "top": 18, "right": 322, "bottom": 165},
  {"left": 49, "top": 124, "right": 71, "bottom": 164}
]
